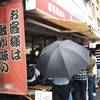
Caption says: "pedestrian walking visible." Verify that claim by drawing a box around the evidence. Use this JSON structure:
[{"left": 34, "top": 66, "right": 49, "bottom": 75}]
[
  {"left": 95, "top": 44, "right": 100, "bottom": 85},
  {"left": 72, "top": 68, "right": 87, "bottom": 100},
  {"left": 90, "top": 48, "right": 99, "bottom": 96},
  {"left": 86, "top": 48, "right": 96, "bottom": 100}
]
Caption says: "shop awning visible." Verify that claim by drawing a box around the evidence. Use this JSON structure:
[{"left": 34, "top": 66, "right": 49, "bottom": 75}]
[
  {"left": 26, "top": 16, "right": 100, "bottom": 40},
  {"left": 25, "top": 0, "right": 100, "bottom": 40},
  {"left": 46, "top": 18, "right": 90, "bottom": 30},
  {"left": 44, "top": 18, "right": 100, "bottom": 40},
  {"left": 25, "top": 11, "right": 100, "bottom": 40}
]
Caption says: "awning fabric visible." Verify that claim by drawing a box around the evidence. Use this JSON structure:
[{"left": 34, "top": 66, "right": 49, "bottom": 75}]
[
  {"left": 45, "top": 18, "right": 100, "bottom": 40},
  {"left": 25, "top": 9, "right": 100, "bottom": 40},
  {"left": 46, "top": 18, "right": 90, "bottom": 30}
]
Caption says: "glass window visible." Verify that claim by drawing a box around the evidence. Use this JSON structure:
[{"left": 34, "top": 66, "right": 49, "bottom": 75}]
[{"left": 26, "top": 42, "right": 32, "bottom": 54}]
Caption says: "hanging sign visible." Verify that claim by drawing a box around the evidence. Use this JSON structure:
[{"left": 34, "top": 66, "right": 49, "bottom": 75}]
[{"left": 0, "top": 0, "right": 27, "bottom": 95}]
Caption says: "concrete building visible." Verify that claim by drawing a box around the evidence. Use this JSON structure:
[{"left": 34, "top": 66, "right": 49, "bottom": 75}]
[
  {"left": 90, "top": 0, "right": 100, "bottom": 47},
  {"left": 56, "top": 0, "right": 100, "bottom": 29},
  {"left": 25, "top": 0, "right": 100, "bottom": 51},
  {"left": 0, "top": 0, "right": 100, "bottom": 52},
  {"left": 53, "top": 0, "right": 100, "bottom": 46}
]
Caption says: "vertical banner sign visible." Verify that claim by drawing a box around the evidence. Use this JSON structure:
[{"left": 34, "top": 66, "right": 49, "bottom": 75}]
[{"left": 0, "top": 0, "right": 27, "bottom": 95}]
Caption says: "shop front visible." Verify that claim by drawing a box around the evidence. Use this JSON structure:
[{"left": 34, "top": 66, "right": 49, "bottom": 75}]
[
  {"left": 25, "top": 0, "right": 100, "bottom": 54},
  {"left": 25, "top": 0, "right": 79, "bottom": 56},
  {"left": 0, "top": 0, "right": 100, "bottom": 96}
]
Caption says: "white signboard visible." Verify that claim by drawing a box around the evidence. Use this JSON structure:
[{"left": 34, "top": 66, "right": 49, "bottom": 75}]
[{"left": 35, "top": 90, "right": 52, "bottom": 100}]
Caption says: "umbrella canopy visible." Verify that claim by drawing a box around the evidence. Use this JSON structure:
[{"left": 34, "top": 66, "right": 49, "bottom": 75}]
[{"left": 36, "top": 40, "right": 90, "bottom": 79}]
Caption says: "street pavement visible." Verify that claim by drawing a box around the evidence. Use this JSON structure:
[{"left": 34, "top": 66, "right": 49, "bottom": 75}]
[{"left": 94, "top": 87, "right": 100, "bottom": 100}]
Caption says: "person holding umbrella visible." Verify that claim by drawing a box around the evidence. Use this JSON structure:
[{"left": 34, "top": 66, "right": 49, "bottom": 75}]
[
  {"left": 52, "top": 78, "right": 70, "bottom": 100},
  {"left": 36, "top": 40, "right": 90, "bottom": 100}
]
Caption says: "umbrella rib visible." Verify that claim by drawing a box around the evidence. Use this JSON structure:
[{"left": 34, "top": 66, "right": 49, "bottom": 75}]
[
  {"left": 61, "top": 46, "right": 89, "bottom": 64},
  {"left": 44, "top": 47, "right": 57, "bottom": 77},
  {"left": 59, "top": 48, "right": 70, "bottom": 78},
  {"left": 36, "top": 40, "right": 89, "bottom": 78},
  {"left": 59, "top": 47, "right": 89, "bottom": 78}
]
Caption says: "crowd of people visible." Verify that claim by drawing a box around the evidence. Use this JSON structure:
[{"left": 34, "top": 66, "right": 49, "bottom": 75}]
[
  {"left": 26, "top": 43, "right": 100, "bottom": 100},
  {"left": 71, "top": 44, "right": 100, "bottom": 100}
]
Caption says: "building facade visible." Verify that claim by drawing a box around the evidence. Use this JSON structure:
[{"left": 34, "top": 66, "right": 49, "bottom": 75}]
[
  {"left": 52, "top": 0, "right": 100, "bottom": 47},
  {"left": 0, "top": 0, "right": 100, "bottom": 53},
  {"left": 25, "top": 0, "right": 100, "bottom": 50},
  {"left": 0, "top": 0, "right": 100, "bottom": 95}
]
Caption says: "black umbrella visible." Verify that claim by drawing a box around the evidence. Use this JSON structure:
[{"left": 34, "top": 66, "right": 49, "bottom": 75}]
[{"left": 36, "top": 40, "right": 90, "bottom": 79}]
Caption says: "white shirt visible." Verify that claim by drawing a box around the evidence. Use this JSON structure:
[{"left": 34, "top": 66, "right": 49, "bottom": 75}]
[
  {"left": 27, "top": 68, "right": 40, "bottom": 82},
  {"left": 92, "top": 56, "right": 97, "bottom": 75},
  {"left": 53, "top": 78, "right": 69, "bottom": 85}
]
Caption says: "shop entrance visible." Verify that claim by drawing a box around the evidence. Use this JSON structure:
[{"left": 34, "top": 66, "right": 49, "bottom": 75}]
[{"left": 25, "top": 34, "right": 56, "bottom": 58}]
